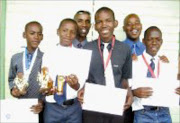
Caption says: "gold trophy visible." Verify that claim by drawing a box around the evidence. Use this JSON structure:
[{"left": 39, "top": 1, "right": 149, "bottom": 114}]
[
  {"left": 37, "top": 67, "right": 52, "bottom": 89},
  {"left": 57, "top": 75, "right": 66, "bottom": 95},
  {"left": 13, "top": 72, "right": 29, "bottom": 92}
]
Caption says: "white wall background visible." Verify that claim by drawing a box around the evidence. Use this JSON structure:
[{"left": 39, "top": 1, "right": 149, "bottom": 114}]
[{"left": 5, "top": 0, "right": 179, "bottom": 121}]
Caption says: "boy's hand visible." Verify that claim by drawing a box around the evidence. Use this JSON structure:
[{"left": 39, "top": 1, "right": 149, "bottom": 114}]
[
  {"left": 159, "top": 55, "right": 169, "bottom": 63},
  {"left": 11, "top": 86, "right": 27, "bottom": 97},
  {"left": 77, "top": 87, "right": 85, "bottom": 105},
  {"left": 66, "top": 74, "right": 80, "bottom": 91},
  {"left": 40, "top": 87, "right": 57, "bottom": 96},
  {"left": 30, "top": 100, "right": 43, "bottom": 114},
  {"left": 132, "top": 87, "right": 153, "bottom": 98},
  {"left": 124, "top": 88, "right": 133, "bottom": 111}
]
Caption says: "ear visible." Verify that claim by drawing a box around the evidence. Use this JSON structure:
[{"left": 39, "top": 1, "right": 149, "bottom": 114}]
[
  {"left": 23, "top": 32, "right": 26, "bottom": 38},
  {"left": 114, "top": 20, "right": 118, "bottom": 28}
]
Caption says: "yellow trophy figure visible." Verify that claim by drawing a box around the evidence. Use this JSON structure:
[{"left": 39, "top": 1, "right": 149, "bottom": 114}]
[{"left": 13, "top": 72, "right": 29, "bottom": 92}]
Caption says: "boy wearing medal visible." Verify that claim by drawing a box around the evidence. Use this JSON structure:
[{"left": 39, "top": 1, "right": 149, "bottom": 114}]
[
  {"left": 78, "top": 7, "right": 133, "bottom": 123},
  {"left": 41, "top": 18, "right": 82, "bottom": 123},
  {"left": 131, "top": 26, "right": 174, "bottom": 123},
  {"left": 8, "top": 21, "right": 44, "bottom": 120}
]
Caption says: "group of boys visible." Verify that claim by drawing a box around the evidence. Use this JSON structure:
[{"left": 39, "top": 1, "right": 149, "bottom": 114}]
[{"left": 8, "top": 6, "right": 180, "bottom": 123}]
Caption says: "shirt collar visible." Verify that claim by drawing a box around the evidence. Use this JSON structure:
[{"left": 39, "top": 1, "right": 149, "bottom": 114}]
[
  {"left": 25, "top": 47, "right": 35, "bottom": 56},
  {"left": 124, "top": 38, "right": 142, "bottom": 48},
  {"left": 73, "top": 38, "right": 87, "bottom": 47},
  {"left": 144, "top": 51, "right": 159, "bottom": 62}
]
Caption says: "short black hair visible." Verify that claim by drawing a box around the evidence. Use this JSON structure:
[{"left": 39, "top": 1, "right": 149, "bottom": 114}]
[
  {"left": 95, "top": 7, "right": 115, "bottom": 21},
  {"left": 144, "top": 26, "right": 162, "bottom": 39},
  {"left": 25, "top": 21, "right": 43, "bottom": 32},
  {"left": 58, "top": 18, "right": 78, "bottom": 31},
  {"left": 74, "top": 10, "right": 91, "bottom": 19},
  {"left": 123, "top": 13, "right": 141, "bottom": 25}
]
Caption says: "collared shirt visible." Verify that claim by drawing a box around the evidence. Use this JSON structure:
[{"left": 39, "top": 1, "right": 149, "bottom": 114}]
[
  {"left": 72, "top": 38, "right": 88, "bottom": 48},
  {"left": 25, "top": 48, "right": 34, "bottom": 70},
  {"left": 131, "top": 52, "right": 177, "bottom": 111},
  {"left": 123, "top": 38, "right": 146, "bottom": 56}
]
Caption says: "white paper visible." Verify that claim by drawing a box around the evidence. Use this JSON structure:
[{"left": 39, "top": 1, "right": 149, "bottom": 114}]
[
  {"left": 132, "top": 78, "right": 179, "bottom": 107},
  {"left": 0, "top": 99, "right": 38, "bottom": 123},
  {"left": 82, "top": 83, "right": 127, "bottom": 116},
  {"left": 43, "top": 47, "right": 92, "bottom": 101}
]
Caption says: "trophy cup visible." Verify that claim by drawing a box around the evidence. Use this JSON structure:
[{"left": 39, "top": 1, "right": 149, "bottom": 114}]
[
  {"left": 57, "top": 75, "right": 66, "bottom": 95},
  {"left": 37, "top": 67, "right": 53, "bottom": 89},
  {"left": 13, "top": 72, "right": 29, "bottom": 92}
]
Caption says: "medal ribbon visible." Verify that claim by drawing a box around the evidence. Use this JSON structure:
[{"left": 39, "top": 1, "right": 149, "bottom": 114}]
[
  {"left": 98, "top": 35, "right": 115, "bottom": 71},
  {"left": 142, "top": 54, "right": 160, "bottom": 78}
]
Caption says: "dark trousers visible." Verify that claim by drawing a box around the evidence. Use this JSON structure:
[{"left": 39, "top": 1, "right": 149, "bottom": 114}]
[
  {"left": 83, "top": 110, "right": 124, "bottom": 123},
  {"left": 123, "top": 107, "right": 134, "bottom": 123}
]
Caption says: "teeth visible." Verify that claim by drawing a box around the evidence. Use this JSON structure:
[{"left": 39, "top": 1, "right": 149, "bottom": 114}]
[
  {"left": 132, "top": 29, "right": 138, "bottom": 34},
  {"left": 81, "top": 29, "right": 86, "bottom": 33},
  {"left": 102, "top": 30, "right": 109, "bottom": 34}
]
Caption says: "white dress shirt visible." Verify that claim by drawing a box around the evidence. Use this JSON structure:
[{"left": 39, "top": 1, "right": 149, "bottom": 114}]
[
  {"left": 131, "top": 52, "right": 177, "bottom": 111},
  {"left": 42, "top": 44, "right": 87, "bottom": 102}
]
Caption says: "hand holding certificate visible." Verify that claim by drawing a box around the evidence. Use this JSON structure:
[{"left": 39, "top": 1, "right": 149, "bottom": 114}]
[{"left": 132, "top": 78, "right": 179, "bottom": 107}]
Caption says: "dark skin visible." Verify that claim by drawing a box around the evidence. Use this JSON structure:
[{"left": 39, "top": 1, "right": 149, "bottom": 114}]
[
  {"left": 78, "top": 10, "right": 133, "bottom": 111},
  {"left": 133, "top": 28, "right": 162, "bottom": 98},
  {"left": 74, "top": 12, "right": 91, "bottom": 42},
  {"left": 11, "top": 22, "right": 43, "bottom": 114},
  {"left": 123, "top": 14, "right": 169, "bottom": 62}
]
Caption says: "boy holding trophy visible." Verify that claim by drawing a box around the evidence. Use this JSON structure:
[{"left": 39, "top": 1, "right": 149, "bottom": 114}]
[{"left": 8, "top": 21, "right": 44, "bottom": 121}]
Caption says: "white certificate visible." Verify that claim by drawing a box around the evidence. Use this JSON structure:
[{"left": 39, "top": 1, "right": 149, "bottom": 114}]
[
  {"left": 82, "top": 83, "right": 127, "bottom": 116},
  {"left": 0, "top": 99, "right": 38, "bottom": 123},
  {"left": 43, "top": 47, "right": 92, "bottom": 101},
  {"left": 132, "top": 78, "right": 179, "bottom": 107}
]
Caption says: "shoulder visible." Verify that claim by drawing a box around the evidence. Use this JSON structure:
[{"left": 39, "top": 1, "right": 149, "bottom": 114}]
[
  {"left": 115, "top": 40, "right": 131, "bottom": 51},
  {"left": 38, "top": 48, "right": 44, "bottom": 56},
  {"left": 11, "top": 52, "right": 23, "bottom": 60},
  {"left": 83, "top": 40, "right": 98, "bottom": 50}
]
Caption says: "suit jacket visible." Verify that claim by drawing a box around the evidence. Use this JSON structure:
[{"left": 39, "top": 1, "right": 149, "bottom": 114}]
[
  {"left": 84, "top": 39, "right": 132, "bottom": 88},
  {"left": 8, "top": 49, "right": 43, "bottom": 98}
]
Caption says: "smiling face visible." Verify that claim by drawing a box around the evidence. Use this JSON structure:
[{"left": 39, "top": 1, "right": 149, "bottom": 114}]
[
  {"left": 95, "top": 10, "right": 118, "bottom": 43},
  {"left": 123, "top": 14, "right": 142, "bottom": 42},
  {"left": 74, "top": 12, "right": 91, "bottom": 41},
  {"left": 23, "top": 23, "right": 43, "bottom": 52},
  {"left": 57, "top": 20, "right": 77, "bottom": 47},
  {"left": 143, "top": 28, "right": 163, "bottom": 57}
]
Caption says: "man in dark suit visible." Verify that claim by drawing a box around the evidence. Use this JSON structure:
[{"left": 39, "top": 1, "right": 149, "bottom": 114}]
[
  {"left": 8, "top": 21, "right": 44, "bottom": 122},
  {"left": 78, "top": 7, "right": 133, "bottom": 123}
]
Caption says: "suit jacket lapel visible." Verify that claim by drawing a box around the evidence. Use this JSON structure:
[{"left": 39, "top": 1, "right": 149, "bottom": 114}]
[{"left": 28, "top": 49, "right": 43, "bottom": 82}]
